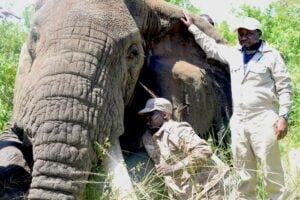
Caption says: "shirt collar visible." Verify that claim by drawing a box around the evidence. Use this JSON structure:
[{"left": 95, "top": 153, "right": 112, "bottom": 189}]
[{"left": 237, "top": 40, "right": 273, "bottom": 53}]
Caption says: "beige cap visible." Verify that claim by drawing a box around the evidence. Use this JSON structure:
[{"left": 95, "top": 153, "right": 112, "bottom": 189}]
[
  {"left": 235, "top": 17, "right": 262, "bottom": 31},
  {"left": 138, "top": 98, "right": 172, "bottom": 115}
]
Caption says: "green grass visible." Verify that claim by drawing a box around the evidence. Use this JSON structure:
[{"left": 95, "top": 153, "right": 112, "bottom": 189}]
[
  {"left": 83, "top": 159, "right": 168, "bottom": 200},
  {"left": 82, "top": 141, "right": 299, "bottom": 200}
]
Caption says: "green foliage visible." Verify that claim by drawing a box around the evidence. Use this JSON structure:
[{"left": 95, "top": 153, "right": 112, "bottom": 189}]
[
  {"left": 22, "top": 4, "right": 35, "bottom": 30},
  {"left": 216, "top": 21, "right": 237, "bottom": 45},
  {"left": 239, "top": 1, "right": 300, "bottom": 65},
  {"left": 93, "top": 138, "right": 111, "bottom": 160},
  {"left": 83, "top": 161, "right": 113, "bottom": 200},
  {"left": 164, "top": 0, "right": 200, "bottom": 13},
  {"left": 0, "top": 21, "right": 27, "bottom": 131},
  {"left": 83, "top": 155, "right": 167, "bottom": 200}
]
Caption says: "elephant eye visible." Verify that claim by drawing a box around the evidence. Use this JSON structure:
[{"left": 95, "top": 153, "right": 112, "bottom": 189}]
[
  {"left": 127, "top": 44, "right": 139, "bottom": 60},
  {"left": 28, "top": 26, "right": 39, "bottom": 60},
  {"left": 30, "top": 26, "right": 40, "bottom": 43}
]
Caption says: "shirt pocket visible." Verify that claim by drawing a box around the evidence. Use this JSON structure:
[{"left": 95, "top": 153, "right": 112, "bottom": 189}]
[
  {"left": 248, "top": 64, "right": 270, "bottom": 83},
  {"left": 249, "top": 64, "right": 267, "bottom": 74}
]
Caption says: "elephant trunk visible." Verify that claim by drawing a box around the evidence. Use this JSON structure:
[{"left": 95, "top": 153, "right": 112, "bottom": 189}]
[
  {"left": 27, "top": 113, "right": 95, "bottom": 199},
  {"left": 21, "top": 45, "right": 123, "bottom": 199}
]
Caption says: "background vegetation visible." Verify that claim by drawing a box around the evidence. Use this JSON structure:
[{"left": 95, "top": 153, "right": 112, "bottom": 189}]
[
  {"left": 0, "top": 22, "right": 27, "bottom": 129},
  {"left": 0, "top": 0, "right": 299, "bottom": 199}
]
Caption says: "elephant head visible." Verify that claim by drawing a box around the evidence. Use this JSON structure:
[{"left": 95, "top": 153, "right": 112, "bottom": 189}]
[{"left": 0, "top": 0, "right": 231, "bottom": 199}]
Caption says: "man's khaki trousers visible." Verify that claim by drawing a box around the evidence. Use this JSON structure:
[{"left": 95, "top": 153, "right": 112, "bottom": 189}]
[{"left": 230, "top": 109, "right": 285, "bottom": 200}]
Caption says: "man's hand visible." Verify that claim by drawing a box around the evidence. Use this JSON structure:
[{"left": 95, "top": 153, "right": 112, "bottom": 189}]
[
  {"left": 155, "top": 163, "right": 175, "bottom": 176},
  {"left": 180, "top": 10, "right": 194, "bottom": 27},
  {"left": 274, "top": 117, "right": 288, "bottom": 140}
]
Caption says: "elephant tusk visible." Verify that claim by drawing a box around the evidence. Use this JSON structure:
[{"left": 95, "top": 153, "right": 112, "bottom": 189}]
[{"left": 103, "top": 138, "right": 138, "bottom": 200}]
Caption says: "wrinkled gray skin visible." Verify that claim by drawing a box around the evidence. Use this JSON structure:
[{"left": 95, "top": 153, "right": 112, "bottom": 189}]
[{"left": 0, "top": 0, "right": 231, "bottom": 199}]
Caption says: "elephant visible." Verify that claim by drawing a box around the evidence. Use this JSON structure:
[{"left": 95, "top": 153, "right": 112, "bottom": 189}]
[{"left": 0, "top": 0, "right": 231, "bottom": 199}]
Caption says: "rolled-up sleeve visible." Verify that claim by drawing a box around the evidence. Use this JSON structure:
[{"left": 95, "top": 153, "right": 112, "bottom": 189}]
[{"left": 271, "top": 51, "right": 292, "bottom": 116}]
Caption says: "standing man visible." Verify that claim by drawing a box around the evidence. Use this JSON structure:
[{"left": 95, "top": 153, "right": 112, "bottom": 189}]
[
  {"left": 181, "top": 13, "right": 292, "bottom": 199},
  {"left": 139, "top": 97, "right": 227, "bottom": 199}
]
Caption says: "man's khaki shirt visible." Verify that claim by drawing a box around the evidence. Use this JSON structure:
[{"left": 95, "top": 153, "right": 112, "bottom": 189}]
[
  {"left": 188, "top": 25, "right": 292, "bottom": 116},
  {"left": 143, "top": 120, "right": 225, "bottom": 199}
]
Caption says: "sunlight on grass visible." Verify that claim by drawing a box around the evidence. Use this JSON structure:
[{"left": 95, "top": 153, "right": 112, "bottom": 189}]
[{"left": 83, "top": 156, "right": 299, "bottom": 200}]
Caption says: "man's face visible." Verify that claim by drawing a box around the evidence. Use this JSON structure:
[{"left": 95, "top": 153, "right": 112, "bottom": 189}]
[
  {"left": 145, "top": 110, "right": 165, "bottom": 132},
  {"left": 238, "top": 28, "right": 261, "bottom": 48}
]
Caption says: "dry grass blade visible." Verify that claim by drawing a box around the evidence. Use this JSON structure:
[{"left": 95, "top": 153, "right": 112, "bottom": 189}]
[{"left": 139, "top": 82, "right": 157, "bottom": 98}]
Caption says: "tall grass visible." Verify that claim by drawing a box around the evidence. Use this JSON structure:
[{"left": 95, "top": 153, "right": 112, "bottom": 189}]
[
  {"left": 83, "top": 158, "right": 168, "bottom": 200},
  {"left": 82, "top": 140, "right": 299, "bottom": 199}
]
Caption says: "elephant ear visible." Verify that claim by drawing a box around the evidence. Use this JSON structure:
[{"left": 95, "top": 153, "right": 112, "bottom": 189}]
[
  {"left": 142, "top": 0, "right": 226, "bottom": 42},
  {"left": 149, "top": 13, "right": 228, "bottom": 76}
]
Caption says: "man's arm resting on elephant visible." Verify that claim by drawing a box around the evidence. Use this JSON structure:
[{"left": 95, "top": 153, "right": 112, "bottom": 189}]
[
  {"left": 188, "top": 24, "right": 232, "bottom": 65},
  {"left": 180, "top": 12, "right": 232, "bottom": 65}
]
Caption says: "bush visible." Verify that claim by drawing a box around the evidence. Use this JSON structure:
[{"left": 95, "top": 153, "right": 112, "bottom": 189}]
[{"left": 0, "top": 21, "right": 27, "bottom": 130}]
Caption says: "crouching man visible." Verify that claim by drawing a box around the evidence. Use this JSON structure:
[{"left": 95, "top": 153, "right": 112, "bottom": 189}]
[{"left": 138, "top": 97, "right": 229, "bottom": 200}]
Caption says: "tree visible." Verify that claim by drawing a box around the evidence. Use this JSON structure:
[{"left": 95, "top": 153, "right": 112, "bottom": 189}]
[
  {"left": 0, "top": 2, "right": 34, "bottom": 131},
  {"left": 164, "top": 0, "right": 199, "bottom": 13},
  {"left": 22, "top": 4, "right": 35, "bottom": 30},
  {"left": 238, "top": 1, "right": 299, "bottom": 64},
  {"left": 0, "top": 22, "right": 27, "bottom": 130}
]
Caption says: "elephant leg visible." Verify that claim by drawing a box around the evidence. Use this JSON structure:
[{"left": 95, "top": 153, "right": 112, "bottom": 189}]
[
  {"left": 0, "top": 132, "right": 32, "bottom": 199},
  {"left": 103, "top": 138, "right": 138, "bottom": 200}
]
